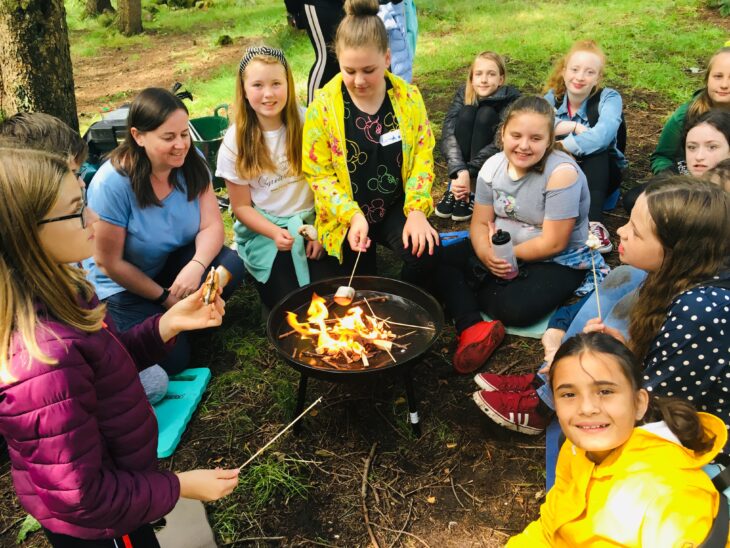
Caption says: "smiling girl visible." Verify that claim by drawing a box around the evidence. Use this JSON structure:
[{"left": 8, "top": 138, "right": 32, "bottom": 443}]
[
  {"left": 84, "top": 88, "right": 245, "bottom": 377},
  {"left": 437, "top": 51, "right": 520, "bottom": 222},
  {"left": 0, "top": 148, "right": 238, "bottom": 547},
  {"left": 217, "top": 46, "right": 327, "bottom": 310},
  {"left": 544, "top": 40, "right": 626, "bottom": 253},
  {"left": 508, "top": 332, "right": 726, "bottom": 547},
  {"left": 436, "top": 95, "right": 607, "bottom": 373},
  {"left": 652, "top": 46, "right": 730, "bottom": 176},
  {"left": 302, "top": 0, "right": 437, "bottom": 287}
]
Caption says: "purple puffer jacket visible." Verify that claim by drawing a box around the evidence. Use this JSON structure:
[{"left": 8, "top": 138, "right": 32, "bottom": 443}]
[{"left": 0, "top": 300, "right": 180, "bottom": 540}]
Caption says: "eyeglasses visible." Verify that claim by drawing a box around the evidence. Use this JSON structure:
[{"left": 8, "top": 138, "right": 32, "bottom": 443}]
[{"left": 38, "top": 187, "right": 89, "bottom": 229}]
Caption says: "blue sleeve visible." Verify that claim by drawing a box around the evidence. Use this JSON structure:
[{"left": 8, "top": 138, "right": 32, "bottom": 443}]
[
  {"left": 87, "top": 164, "right": 133, "bottom": 229},
  {"left": 642, "top": 288, "right": 730, "bottom": 403},
  {"left": 562, "top": 88, "right": 623, "bottom": 157},
  {"left": 548, "top": 294, "right": 591, "bottom": 331}
]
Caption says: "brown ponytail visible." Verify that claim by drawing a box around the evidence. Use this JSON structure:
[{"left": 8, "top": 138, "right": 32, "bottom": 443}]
[
  {"left": 335, "top": 0, "right": 388, "bottom": 56},
  {"left": 642, "top": 397, "right": 715, "bottom": 453}
]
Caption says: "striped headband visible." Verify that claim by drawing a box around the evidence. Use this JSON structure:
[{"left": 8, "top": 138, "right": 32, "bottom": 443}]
[{"left": 238, "top": 46, "right": 287, "bottom": 74}]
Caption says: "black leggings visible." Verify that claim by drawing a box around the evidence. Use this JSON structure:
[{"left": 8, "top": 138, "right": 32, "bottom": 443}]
[
  {"left": 303, "top": 0, "right": 345, "bottom": 104},
  {"left": 255, "top": 250, "right": 337, "bottom": 309},
  {"left": 44, "top": 525, "right": 159, "bottom": 548},
  {"left": 453, "top": 104, "right": 500, "bottom": 171},
  {"left": 435, "top": 240, "right": 586, "bottom": 330},
  {"left": 577, "top": 149, "right": 619, "bottom": 222},
  {"left": 313, "top": 203, "right": 439, "bottom": 291}
]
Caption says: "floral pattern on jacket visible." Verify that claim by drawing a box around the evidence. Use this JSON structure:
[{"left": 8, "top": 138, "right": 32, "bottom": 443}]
[{"left": 303, "top": 71, "right": 435, "bottom": 262}]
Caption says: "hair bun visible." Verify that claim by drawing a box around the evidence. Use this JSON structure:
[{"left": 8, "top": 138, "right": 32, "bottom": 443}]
[{"left": 345, "top": 0, "right": 379, "bottom": 17}]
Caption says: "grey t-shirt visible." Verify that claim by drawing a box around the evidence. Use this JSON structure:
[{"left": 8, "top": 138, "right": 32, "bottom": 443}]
[{"left": 475, "top": 150, "right": 589, "bottom": 248}]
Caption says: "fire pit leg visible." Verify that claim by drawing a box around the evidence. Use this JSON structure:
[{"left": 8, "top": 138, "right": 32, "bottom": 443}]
[
  {"left": 402, "top": 371, "right": 422, "bottom": 438},
  {"left": 294, "top": 373, "right": 308, "bottom": 435}
]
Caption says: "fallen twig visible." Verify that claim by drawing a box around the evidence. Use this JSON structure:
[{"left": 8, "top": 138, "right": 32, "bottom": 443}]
[
  {"left": 371, "top": 522, "right": 431, "bottom": 548},
  {"left": 361, "top": 442, "right": 381, "bottom": 548},
  {"left": 450, "top": 476, "right": 465, "bottom": 508},
  {"left": 387, "top": 498, "right": 413, "bottom": 548},
  {"left": 457, "top": 483, "right": 484, "bottom": 504}
]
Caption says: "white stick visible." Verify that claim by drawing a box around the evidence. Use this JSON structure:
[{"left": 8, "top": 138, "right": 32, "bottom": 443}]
[
  {"left": 590, "top": 252, "right": 602, "bottom": 321},
  {"left": 347, "top": 250, "right": 362, "bottom": 288},
  {"left": 237, "top": 397, "right": 323, "bottom": 470}
]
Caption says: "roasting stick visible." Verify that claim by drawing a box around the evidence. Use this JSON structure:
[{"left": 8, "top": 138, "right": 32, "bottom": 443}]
[
  {"left": 334, "top": 250, "right": 362, "bottom": 306},
  {"left": 363, "top": 297, "right": 397, "bottom": 363},
  {"left": 237, "top": 397, "right": 323, "bottom": 470},
  {"left": 585, "top": 234, "right": 603, "bottom": 320}
]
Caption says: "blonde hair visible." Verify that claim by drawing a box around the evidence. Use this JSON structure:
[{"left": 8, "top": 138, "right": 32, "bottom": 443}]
[
  {"left": 0, "top": 148, "right": 105, "bottom": 383},
  {"left": 629, "top": 177, "right": 729, "bottom": 361},
  {"left": 687, "top": 47, "right": 730, "bottom": 124},
  {"left": 464, "top": 51, "right": 507, "bottom": 106},
  {"left": 234, "top": 49, "right": 302, "bottom": 180},
  {"left": 335, "top": 0, "right": 388, "bottom": 57},
  {"left": 544, "top": 40, "right": 606, "bottom": 102}
]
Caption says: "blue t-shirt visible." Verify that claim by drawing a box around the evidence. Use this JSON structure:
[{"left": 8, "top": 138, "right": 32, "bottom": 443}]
[{"left": 84, "top": 161, "right": 201, "bottom": 300}]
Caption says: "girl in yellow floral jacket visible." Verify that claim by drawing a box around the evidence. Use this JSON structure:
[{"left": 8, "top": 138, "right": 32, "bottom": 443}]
[
  {"left": 302, "top": 0, "right": 437, "bottom": 286},
  {"left": 509, "top": 332, "right": 728, "bottom": 548}
]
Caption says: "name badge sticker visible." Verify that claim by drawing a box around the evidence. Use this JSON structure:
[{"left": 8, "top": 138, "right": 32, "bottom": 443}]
[{"left": 379, "top": 129, "right": 402, "bottom": 147}]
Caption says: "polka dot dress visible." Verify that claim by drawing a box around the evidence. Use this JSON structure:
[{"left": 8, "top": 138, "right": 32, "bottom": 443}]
[{"left": 643, "top": 283, "right": 730, "bottom": 450}]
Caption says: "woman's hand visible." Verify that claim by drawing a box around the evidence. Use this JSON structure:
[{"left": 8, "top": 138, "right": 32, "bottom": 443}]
[
  {"left": 169, "top": 260, "right": 207, "bottom": 300},
  {"left": 306, "top": 239, "right": 324, "bottom": 260},
  {"left": 402, "top": 210, "right": 439, "bottom": 257},
  {"left": 348, "top": 213, "right": 371, "bottom": 253},
  {"left": 539, "top": 328, "right": 566, "bottom": 373},
  {"left": 583, "top": 317, "right": 626, "bottom": 343},
  {"left": 273, "top": 228, "right": 295, "bottom": 251},
  {"left": 158, "top": 284, "right": 225, "bottom": 342},
  {"left": 450, "top": 170, "right": 471, "bottom": 201},
  {"left": 176, "top": 468, "right": 239, "bottom": 501}
]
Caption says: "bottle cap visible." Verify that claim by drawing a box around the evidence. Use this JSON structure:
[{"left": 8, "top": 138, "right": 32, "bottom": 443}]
[{"left": 491, "top": 229, "right": 511, "bottom": 245}]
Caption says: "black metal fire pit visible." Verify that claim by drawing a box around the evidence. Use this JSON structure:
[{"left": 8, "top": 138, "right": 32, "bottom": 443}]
[{"left": 266, "top": 276, "right": 444, "bottom": 436}]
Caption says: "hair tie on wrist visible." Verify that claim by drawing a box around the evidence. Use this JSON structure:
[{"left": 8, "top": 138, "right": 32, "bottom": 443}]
[
  {"left": 239, "top": 46, "right": 287, "bottom": 75},
  {"left": 191, "top": 258, "right": 206, "bottom": 269},
  {"left": 153, "top": 288, "right": 170, "bottom": 305}
]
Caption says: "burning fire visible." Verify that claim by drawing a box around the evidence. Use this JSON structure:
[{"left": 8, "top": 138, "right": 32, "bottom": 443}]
[{"left": 286, "top": 293, "right": 396, "bottom": 366}]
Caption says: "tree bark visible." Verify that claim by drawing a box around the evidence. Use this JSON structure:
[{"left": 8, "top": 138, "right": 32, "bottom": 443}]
[
  {"left": 85, "top": 0, "right": 114, "bottom": 17},
  {"left": 118, "top": 0, "right": 142, "bottom": 36},
  {"left": 0, "top": 0, "right": 78, "bottom": 131}
]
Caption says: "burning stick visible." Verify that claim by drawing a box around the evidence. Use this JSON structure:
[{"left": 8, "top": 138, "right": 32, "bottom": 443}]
[
  {"left": 238, "top": 397, "right": 323, "bottom": 470},
  {"left": 586, "top": 233, "right": 603, "bottom": 320}
]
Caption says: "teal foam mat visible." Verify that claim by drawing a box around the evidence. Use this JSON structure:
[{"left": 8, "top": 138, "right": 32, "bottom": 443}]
[
  {"left": 480, "top": 310, "right": 555, "bottom": 339},
  {"left": 154, "top": 368, "right": 211, "bottom": 458}
]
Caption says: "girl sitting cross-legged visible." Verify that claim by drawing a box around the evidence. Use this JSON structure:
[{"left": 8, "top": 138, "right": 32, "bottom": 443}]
[{"left": 435, "top": 95, "right": 608, "bottom": 374}]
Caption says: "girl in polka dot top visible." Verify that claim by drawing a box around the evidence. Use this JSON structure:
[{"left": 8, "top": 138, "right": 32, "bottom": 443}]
[{"left": 584, "top": 177, "right": 730, "bottom": 446}]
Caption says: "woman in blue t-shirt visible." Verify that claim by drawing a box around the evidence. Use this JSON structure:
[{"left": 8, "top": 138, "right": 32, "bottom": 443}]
[{"left": 86, "top": 88, "right": 244, "bottom": 379}]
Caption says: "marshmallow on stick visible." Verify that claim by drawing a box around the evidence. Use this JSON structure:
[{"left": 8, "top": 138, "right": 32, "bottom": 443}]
[
  {"left": 585, "top": 233, "right": 603, "bottom": 320},
  {"left": 298, "top": 224, "right": 318, "bottom": 242}
]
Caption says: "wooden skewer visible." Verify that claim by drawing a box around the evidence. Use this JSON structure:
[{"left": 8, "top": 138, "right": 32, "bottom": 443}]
[
  {"left": 589, "top": 252, "right": 602, "bottom": 321},
  {"left": 347, "top": 250, "right": 362, "bottom": 288},
  {"left": 237, "top": 397, "right": 323, "bottom": 470}
]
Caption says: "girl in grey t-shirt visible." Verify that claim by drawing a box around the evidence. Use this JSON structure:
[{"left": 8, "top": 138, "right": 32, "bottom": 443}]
[{"left": 435, "top": 96, "right": 608, "bottom": 375}]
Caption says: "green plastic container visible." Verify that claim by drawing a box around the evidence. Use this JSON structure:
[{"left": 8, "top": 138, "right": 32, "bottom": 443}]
[{"left": 189, "top": 104, "right": 228, "bottom": 189}]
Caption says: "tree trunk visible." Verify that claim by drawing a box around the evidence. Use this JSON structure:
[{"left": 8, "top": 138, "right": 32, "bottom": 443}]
[
  {"left": 85, "top": 0, "right": 114, "bottom": 17},
  {"left": 0, "top": 0, "right": 78, "bottom": 131},
  {"left": 118, "top": 0, "right": 142, "bottom": 36}
]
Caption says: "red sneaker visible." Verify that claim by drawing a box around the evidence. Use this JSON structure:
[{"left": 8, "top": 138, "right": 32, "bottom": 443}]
[
  {"left": 474, "top": 372, "right": 537, "bottom": 392},
  {"left": 452, "top": 320, "right": 505, "bottom": 374},
  {"left": 472, "top": 388, "right": 548, "bottom": 435}
]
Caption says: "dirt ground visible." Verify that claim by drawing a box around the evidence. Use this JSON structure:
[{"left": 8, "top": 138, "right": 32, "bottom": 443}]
[{"left": 0, "top": 17, "right": 706, "bottom": 548}]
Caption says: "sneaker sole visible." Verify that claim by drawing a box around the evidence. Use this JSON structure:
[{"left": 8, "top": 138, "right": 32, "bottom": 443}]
[
  {"left": 451, "top": 214, "right": 472, "bottom": 222},
  {"left": 472, "top": 392, "right": 544, "bottom": 435},
  {"left": 434, "top": 209, "right": 454, "bottom": 219},
  {"left": 598, "top": 243, "right": 613, "bottom": 254},
  {"left": 473, "top": 375, "right": 499, "bottom": 391}
]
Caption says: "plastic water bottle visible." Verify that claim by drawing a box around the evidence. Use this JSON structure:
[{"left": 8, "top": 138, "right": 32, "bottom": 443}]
[{"left": 491, "top": 229, "right": 518, "bottom": 280}]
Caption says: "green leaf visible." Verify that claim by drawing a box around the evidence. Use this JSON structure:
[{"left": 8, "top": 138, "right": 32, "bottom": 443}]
[{"left": 15, "top": 514, "right": 40, "bottom": 544}]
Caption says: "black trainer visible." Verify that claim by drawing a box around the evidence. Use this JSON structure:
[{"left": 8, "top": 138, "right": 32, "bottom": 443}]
[
  {"left": 451, "top": 199, "right": 473, "bottom": 221},
  {"left": 435, "top": 190, "right": 455, "bottom": 218}
]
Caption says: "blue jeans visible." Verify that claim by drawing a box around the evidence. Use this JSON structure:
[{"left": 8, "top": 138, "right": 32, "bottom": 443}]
[
  {"left": 105, "top": 243, "right": 245, "bottom": 375},
  {"left": 541, "top": 265, "right": 646, "bottom": 490}
]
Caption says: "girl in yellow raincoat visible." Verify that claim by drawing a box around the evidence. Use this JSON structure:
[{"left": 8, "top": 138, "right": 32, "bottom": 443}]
[
  {"left": 302, "top": 0, "right": 437, "bottom": 287},
  {"left": 510, "top": 332, "right": 728, "bottom": 548}
]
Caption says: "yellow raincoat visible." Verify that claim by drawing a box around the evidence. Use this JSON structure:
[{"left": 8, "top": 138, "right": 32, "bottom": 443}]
[
  {"left": 302, "top": 71, "right": 434, "bottom": 262},
  {"left": 509, "top": 413, "right": 729, "bottom": 547}
]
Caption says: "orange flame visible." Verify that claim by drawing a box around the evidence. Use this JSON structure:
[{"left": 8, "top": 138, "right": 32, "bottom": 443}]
[{"left": 286, "top": 292, "right": 394, "bottom": 365}]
